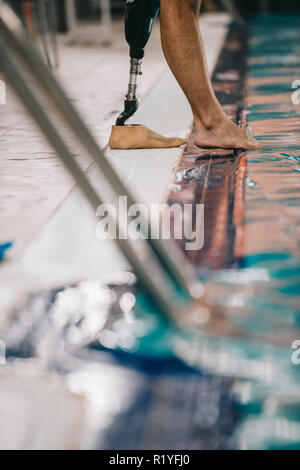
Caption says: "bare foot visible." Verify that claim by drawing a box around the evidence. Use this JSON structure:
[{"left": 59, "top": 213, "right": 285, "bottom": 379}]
[{"left": 194, "top": 115, "right": 264, "bottom": 150}]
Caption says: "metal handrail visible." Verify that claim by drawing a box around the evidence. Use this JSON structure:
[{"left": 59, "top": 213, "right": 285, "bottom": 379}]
[
  {"left": 0, "top": 3, "right": 203, "bottom": 300},
  {"left": 0, "top": 3, "right": 204, "bottom": 322}
]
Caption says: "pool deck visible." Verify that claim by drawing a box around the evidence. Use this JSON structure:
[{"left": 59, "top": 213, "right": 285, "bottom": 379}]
[{"left": 0, "top": 13, "right": 229, "bottom": 318}]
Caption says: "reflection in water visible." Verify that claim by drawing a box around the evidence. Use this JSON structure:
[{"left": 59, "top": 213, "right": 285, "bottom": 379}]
[
  {"left": 168, "top": 16, "right": 300, "bottom": 449},
  {"left": 4, "top": 276, "right": 237, "bottom": 450}
]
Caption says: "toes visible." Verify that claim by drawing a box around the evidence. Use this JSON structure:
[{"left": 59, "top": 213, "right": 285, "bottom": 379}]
[
  {"left": 247, "top": 137, "right": 264, "bottom": 150},
  {"left": 240, "top": 134, "right": 263, "bottom": 149}
]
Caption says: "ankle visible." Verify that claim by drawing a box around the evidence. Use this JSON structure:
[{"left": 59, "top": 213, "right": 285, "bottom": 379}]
[{"left": 195, "top": 110, "right": 225, "bottom": 131}]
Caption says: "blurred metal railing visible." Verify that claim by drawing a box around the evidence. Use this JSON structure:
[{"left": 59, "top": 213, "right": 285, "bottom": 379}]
[{"left": 0, "top": 3, "right": 206, "bottom": 324}]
